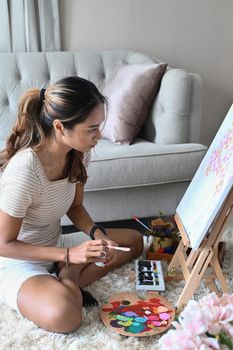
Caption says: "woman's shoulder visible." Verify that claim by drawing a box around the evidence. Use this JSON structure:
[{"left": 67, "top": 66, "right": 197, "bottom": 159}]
[
  {"left": 3, "top": 148, "right": 40, "bottom": 178},
  {"left": 0, "top": 148, "right": 42, "bottom": 204},
  {"left": 7, "top": 148, "right": 36, "bottom": 168}
]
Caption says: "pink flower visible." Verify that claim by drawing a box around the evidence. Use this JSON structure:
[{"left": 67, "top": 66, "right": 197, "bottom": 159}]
[
  {"left": 219, "top": 305, "right": 233, "bottom": 323},
  {"left": 159, "top": 293, "right": 233, "bottom": 350},
  {"left": 199, "top": 336, "right": 220, "bottom": 350},
  {"left": 158, "top": 330, "right": 221, "bottom": 350},
  {"left": 200, "top": 293, "right": 221, "bottom": 308},
  {"left": 177, "top": 301, "right": 213, "bottom": 335},
  {"left": 207, "top": 322, "right": 222, "bottom": 336},
  {"left": 158, "top": 329, "right": 202, "bottom": 350},
  {"left": 220, "top": 293, "right": 233, "bottom": 306},
  {"left": 197, "top": 293, "right": 233, "bottom": 335}
]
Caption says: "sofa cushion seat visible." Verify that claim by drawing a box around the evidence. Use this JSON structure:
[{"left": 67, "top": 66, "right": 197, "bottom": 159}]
[{"left": 86, "top": 138, "right": 207, "bottom": 191}]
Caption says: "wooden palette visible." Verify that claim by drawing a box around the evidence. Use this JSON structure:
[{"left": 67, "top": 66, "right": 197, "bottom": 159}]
[{"left": 100, "top": 292, "right": 175, "bottom": 337}]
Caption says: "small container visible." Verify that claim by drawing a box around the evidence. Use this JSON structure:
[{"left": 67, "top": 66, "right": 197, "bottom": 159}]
[{"left": 152, "top": 237, "right": 174, "bottom": 253}]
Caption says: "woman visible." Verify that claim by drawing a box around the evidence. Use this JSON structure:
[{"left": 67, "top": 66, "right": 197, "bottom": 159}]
[{"left": 0, "top": 76, "right": 143, "bottom": 333}]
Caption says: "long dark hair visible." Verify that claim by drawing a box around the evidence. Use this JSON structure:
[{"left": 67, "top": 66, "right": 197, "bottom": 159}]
[{"left": 0, "top": 76, "right": 106, "bottom": 183}]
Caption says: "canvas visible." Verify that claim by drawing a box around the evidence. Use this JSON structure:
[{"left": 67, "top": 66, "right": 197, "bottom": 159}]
[{"left": 176, "top": 104, "right": 233, "bottom": 249}]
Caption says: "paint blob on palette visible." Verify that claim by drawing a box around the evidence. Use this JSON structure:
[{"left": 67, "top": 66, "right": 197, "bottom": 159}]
[
  {"left": 101, "top": 292, "right": 175, "bottom": 336},
  {"left": 135, "top": 260, "right": 165, "bottom": 291}
]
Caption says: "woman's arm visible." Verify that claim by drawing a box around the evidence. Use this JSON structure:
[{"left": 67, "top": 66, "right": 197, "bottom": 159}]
[
  {"left": 66, "top": 184, "right": 106, "bottom": 240},
  {"left": 0, "top": 210, "right": 109, "bottom": 265},
  {"left": 66, "top": 183, "right": 119, "bottom": 266},
  {"left": 0, "top": 210, "right": 65, "bottom": 262}
]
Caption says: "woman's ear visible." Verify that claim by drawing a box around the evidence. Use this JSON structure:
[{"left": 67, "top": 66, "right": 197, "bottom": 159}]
[{"left": 53, "top": 119, "right": 65, "bottom": 135}]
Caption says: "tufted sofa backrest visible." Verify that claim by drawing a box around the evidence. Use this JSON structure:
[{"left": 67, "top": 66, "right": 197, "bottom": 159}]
[{"left": 0, "top": 50, "right": 202, "bottom": 149}]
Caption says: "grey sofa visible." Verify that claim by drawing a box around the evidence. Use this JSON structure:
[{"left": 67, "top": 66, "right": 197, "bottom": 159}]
[{"left": 0, "top": 50, "right": 207, "bottom": 224}]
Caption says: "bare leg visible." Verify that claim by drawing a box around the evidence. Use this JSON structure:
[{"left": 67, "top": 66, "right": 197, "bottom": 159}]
[
  {"left": 79, "top": 228, "right": 143, "bottom": 287},
  {"left": 17, "top": 229, "right": 142, "bottom": 332},
  {"left": 17, "top": 275, "right": 83, "bottom": 333},
  {"left": 57, "top": 228, "right": 143, "bottom": 287}
]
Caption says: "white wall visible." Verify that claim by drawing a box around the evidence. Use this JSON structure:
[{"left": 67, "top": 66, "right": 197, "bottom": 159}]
[{"left": 59, "top": 0, "right": 233, "bottom": 146}]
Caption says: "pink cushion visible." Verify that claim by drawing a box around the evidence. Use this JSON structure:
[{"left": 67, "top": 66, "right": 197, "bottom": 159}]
[{"left": 102, "top": 62, "right": 167, "bottom": 144}]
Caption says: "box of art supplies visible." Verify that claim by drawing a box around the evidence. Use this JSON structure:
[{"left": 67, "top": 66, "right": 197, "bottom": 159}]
[
  {"left": 142, "top": 215, "right": 180, "bottom": 261},
  {"left": 146, "top": 244, "right": 174, "bottom": 262}
]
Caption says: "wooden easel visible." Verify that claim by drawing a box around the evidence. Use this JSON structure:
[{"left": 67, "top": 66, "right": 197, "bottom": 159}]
[{"left": 168, "top": 186, "right": 233, "bottom": 309}]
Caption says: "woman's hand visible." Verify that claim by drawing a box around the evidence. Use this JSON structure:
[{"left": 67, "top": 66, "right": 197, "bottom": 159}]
[
  {"left": 101, "top": 237, "right": 118, "bottom": 267},
  {"left": 68, "top": 239, "right": 110, "bottom": 265},
  {"left": 68, "top": 237, "right": 118, "bottom": 267},
  {"left": 92, "top": 230, "right": 118, "bottom": 267}
]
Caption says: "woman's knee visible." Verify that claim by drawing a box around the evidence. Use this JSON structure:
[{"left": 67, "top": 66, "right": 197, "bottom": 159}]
[
  {"left": 128, "top": 229, "right": 144, "bottom": 257},
  {"left": 18, "top": 276, "right": 83, "bottom": 333},
  {"left": 134, "top": 230, "right": 144, "bottom": 256},
  {"left": 44, "top": 298, "right": 82, "bottom": 333}
]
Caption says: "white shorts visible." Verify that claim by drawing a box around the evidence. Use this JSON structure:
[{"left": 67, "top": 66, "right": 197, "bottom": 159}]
[{"left": 0, "top": 232, "right": 91, "bottom": 314}]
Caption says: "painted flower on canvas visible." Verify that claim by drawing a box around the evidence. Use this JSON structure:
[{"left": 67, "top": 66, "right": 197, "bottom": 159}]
[
  {"left": 205, "top": 125, "right": 233, "bottom": 194},
  {"left": 158, "top": 292, "right": 233, "bottom": 350}
]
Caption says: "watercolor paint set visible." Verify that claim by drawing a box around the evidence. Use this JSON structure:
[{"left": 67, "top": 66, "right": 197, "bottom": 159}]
[{"left": 135, "top": 259, "right": 165, "bottom": 291}]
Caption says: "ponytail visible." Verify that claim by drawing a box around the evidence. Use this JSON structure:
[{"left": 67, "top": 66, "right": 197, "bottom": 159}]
[{"left": 0, "top": 89, "right": 50, "bottom": 169}]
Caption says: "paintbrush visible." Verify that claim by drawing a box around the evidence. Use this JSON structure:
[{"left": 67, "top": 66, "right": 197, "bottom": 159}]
[
  {"left": 132, "top": 215, "right": 153, "bottom": 232},
  {"left": 107, "top": 245, "right": 130, "bottom": 252}
]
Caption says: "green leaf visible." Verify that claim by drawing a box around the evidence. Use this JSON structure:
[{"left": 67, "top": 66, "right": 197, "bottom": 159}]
[{"left": 219, "top": 331, "right": 233, "bottom": 350}]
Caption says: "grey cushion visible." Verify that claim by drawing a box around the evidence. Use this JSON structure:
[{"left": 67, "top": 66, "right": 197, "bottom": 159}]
[
  {"left": 86, "top": 138, "right": 207, "bottom": 190},
  {"left": 154, "top": 69, "right": 192, "bottom": 144}
]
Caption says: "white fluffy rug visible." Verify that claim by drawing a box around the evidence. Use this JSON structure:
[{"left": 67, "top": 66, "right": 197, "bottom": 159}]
[{"left": 0, "top": 228, "right": 232, "bottom": 350}]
